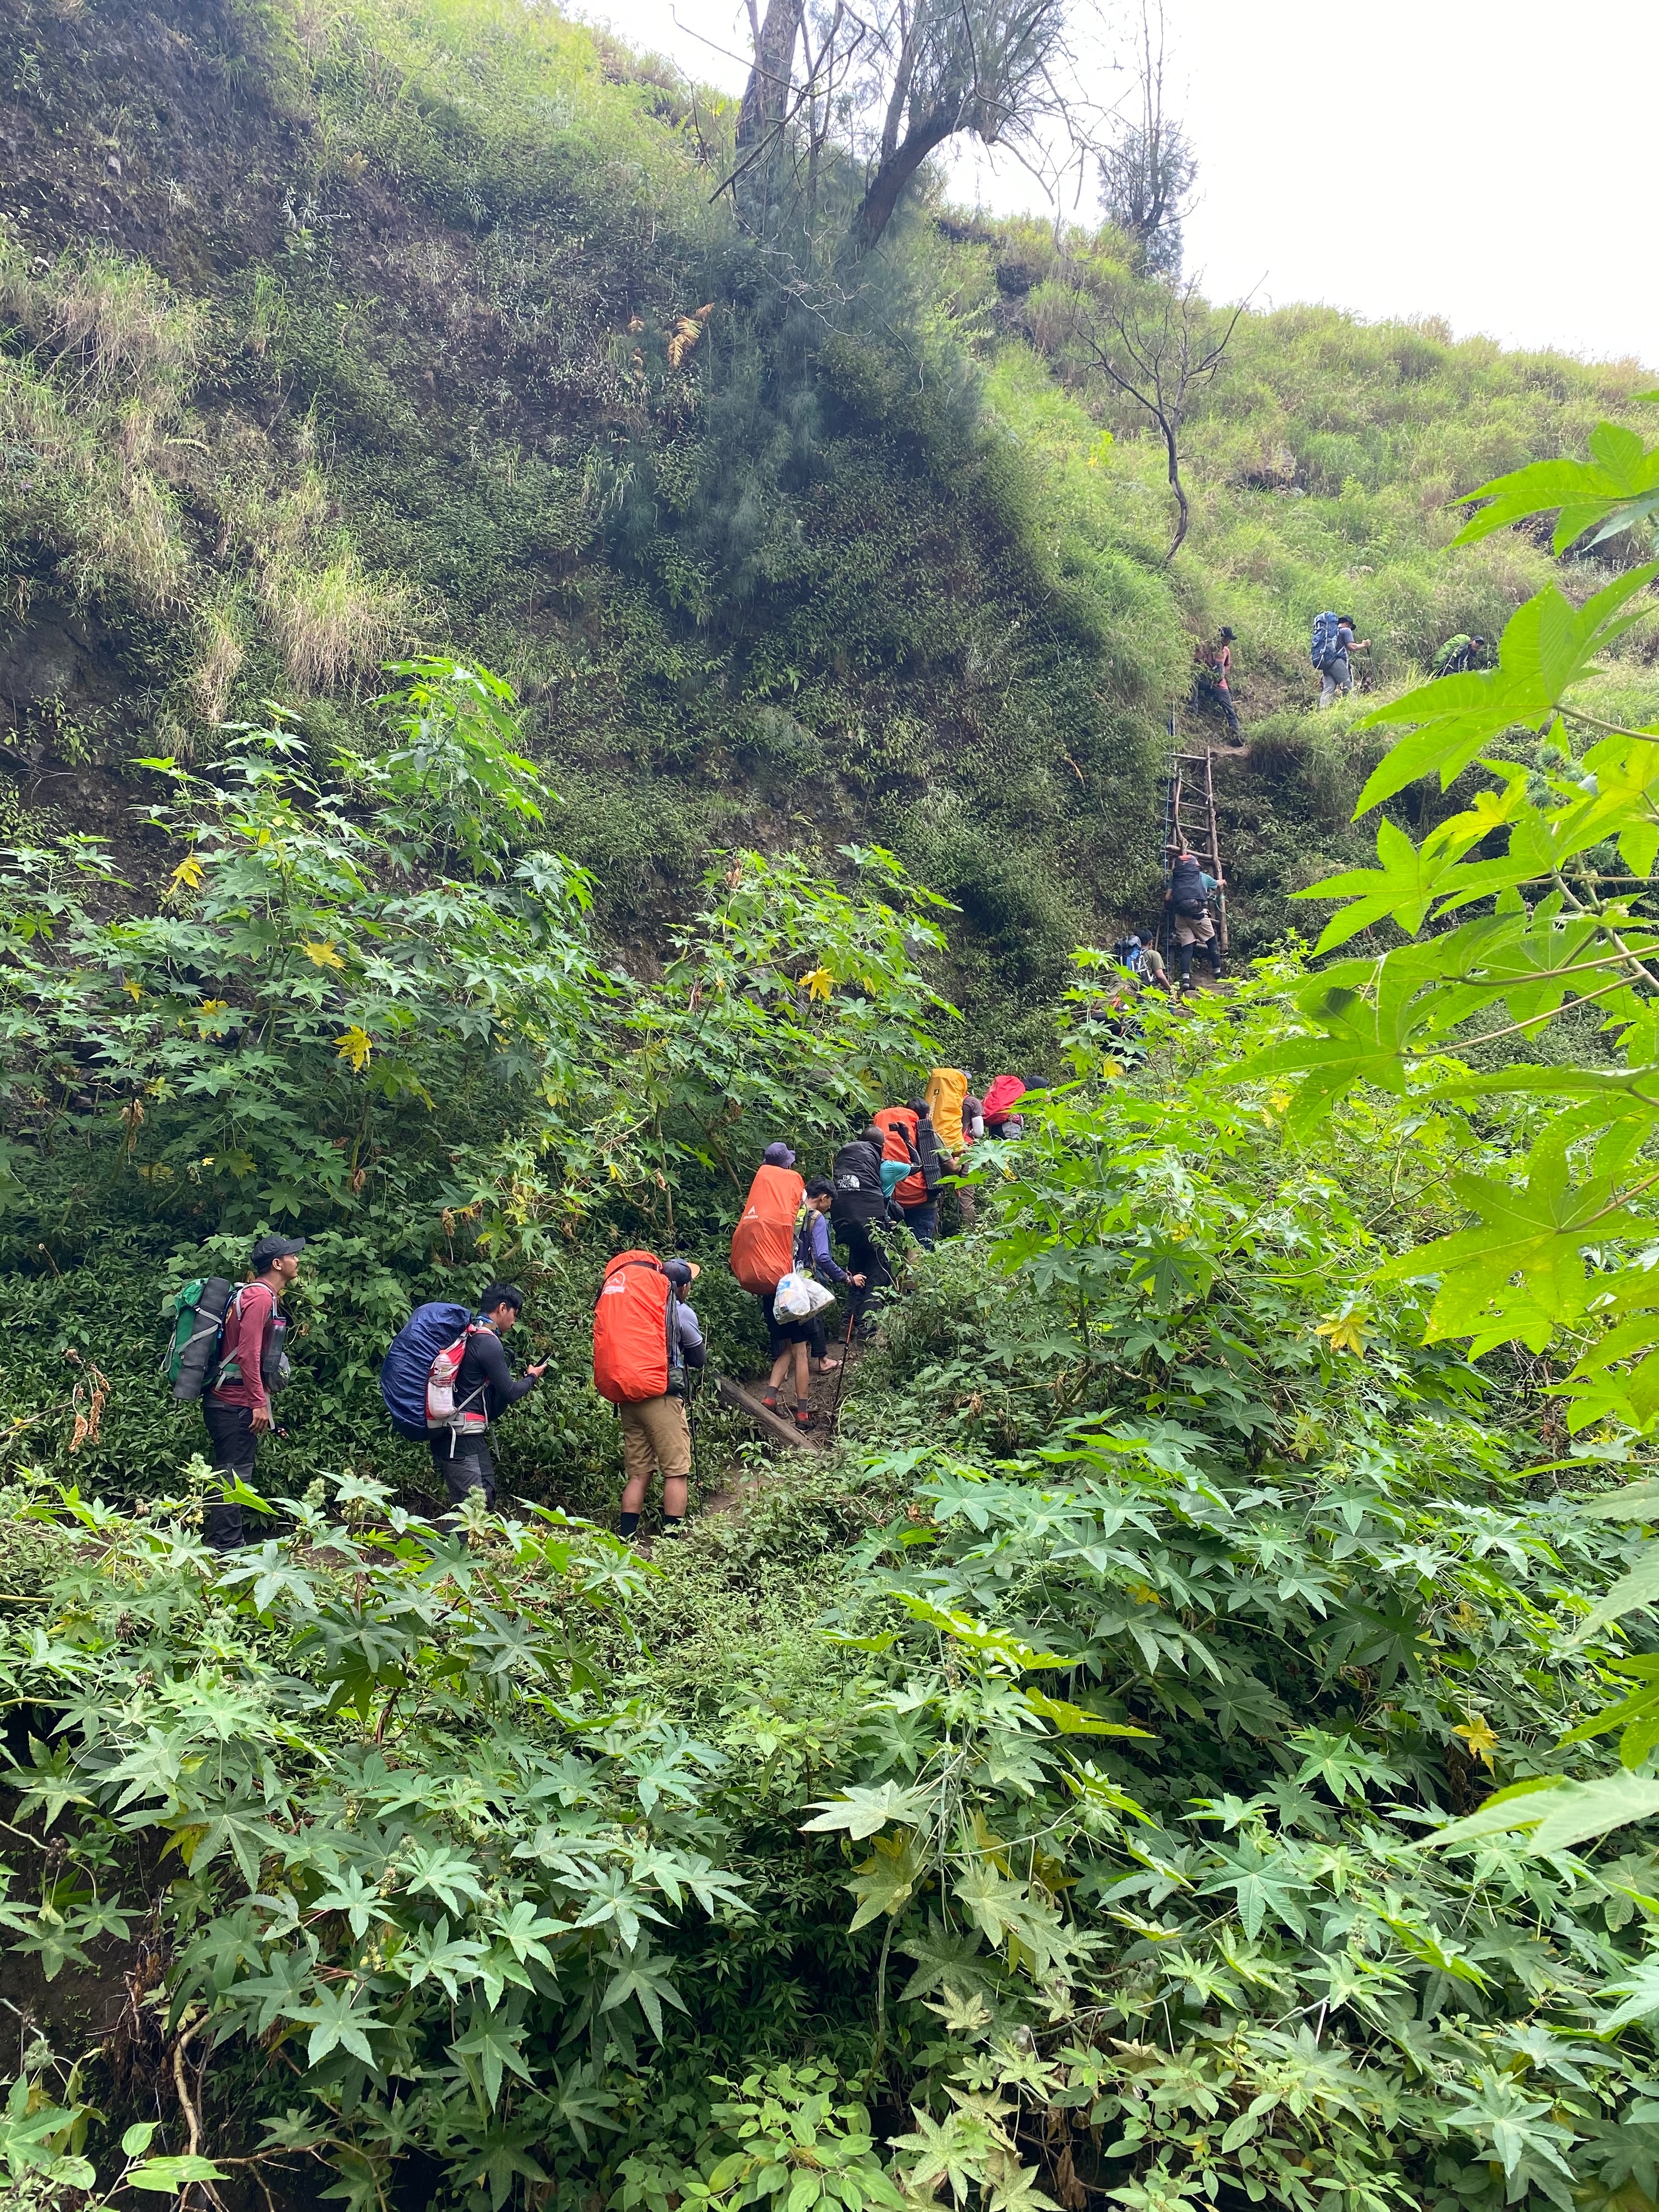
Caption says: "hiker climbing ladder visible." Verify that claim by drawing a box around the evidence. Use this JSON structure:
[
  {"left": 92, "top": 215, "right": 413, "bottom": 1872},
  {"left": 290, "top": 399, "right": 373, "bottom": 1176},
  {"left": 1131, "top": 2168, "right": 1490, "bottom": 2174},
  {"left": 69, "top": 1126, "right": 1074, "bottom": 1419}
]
[{"left": 1161, "top": 738, "right": 1228, "bottom": 962}]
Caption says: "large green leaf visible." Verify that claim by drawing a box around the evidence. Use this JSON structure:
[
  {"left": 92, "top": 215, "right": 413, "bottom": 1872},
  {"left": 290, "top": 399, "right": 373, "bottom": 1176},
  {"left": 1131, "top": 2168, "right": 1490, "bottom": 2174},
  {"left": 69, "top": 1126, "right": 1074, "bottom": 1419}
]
[{"left": 1352, "top": 566, "right": 1659, "bottom": 811}]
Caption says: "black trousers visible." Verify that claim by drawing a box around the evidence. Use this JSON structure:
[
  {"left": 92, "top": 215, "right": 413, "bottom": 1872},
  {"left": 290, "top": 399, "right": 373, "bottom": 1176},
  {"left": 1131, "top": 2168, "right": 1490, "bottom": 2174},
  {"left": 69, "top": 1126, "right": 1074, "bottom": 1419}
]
[
  {"left": 429, "top": 1430, "right": 496, "bottom": 1511},
  {"left": 202, "top": 1397, "right": 257, "bottom": 1553},
  {"left": 838, "top": 1220, "right": 894, "bottom": 1327}
]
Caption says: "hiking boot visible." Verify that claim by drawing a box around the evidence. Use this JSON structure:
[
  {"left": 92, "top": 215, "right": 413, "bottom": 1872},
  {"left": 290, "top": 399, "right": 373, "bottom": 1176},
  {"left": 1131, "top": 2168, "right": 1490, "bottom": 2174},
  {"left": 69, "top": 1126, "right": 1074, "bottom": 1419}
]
[{"left": 793, "top": 1406, "right": 815, "bottom": 1432}]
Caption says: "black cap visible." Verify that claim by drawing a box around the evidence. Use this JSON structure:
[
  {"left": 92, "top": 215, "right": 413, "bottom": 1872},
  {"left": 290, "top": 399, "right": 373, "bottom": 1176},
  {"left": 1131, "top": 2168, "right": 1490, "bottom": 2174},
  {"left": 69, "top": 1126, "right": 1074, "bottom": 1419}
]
[
  {"left": 662, "top": 1256, "right": 699, "bottom": 1288},
  {"left": 251, "top": 1233, "right": 306, "bottom": 1269}
]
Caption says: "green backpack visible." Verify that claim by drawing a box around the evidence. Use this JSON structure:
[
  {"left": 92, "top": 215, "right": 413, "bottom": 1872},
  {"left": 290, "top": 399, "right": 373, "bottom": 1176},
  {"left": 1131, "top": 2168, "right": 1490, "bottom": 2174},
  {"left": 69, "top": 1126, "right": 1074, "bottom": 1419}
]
[{"left": 164, "top": 1277, "right": 233, "bottom": 1402}]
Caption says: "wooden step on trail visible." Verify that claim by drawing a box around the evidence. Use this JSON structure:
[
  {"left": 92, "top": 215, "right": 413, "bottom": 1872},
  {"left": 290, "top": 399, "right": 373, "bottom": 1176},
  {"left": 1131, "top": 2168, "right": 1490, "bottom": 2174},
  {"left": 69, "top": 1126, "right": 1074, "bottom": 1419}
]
[{"left": 716, "top": 1374, "right": 828, "bottom": 1451}]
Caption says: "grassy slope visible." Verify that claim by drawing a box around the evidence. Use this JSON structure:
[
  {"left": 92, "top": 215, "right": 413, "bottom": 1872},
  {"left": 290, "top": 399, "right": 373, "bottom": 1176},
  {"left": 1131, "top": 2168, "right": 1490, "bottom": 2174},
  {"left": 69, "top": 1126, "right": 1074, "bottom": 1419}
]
[{"left": 0, "top": 0, "right": 1651, "bottom": 1026}]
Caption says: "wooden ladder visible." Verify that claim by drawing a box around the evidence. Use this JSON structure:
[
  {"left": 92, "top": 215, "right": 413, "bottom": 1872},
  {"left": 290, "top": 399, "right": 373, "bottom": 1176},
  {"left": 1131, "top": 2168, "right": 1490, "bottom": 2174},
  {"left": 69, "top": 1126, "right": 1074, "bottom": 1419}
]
[{"left": 1161, "top": 737, "right": 1228, "bottom": 956}]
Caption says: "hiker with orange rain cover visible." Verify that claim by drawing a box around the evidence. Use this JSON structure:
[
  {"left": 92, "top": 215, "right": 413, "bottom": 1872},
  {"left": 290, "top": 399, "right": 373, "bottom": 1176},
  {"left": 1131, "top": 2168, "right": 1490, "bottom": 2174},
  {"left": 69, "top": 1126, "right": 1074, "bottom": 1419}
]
[
  {"left": 874, "top": 1101, "right": 942, "bottom": 1248},
  {"left": 593, "top": 1250, "right": 704, "bottom": 1544},
  {"left": 732, "top": 1139, "right": 840, "bottom": 1386}
]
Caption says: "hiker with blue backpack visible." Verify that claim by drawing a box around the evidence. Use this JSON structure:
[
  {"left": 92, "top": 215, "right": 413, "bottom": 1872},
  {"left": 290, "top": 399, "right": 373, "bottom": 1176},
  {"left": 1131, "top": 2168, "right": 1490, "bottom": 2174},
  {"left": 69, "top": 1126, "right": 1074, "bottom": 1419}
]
[
  {"left": 381, "top": 1283, "right": 547, "bottom": 1515},
  {"left": 1311, "top": 611, "right": 1370, "bottom": 707}
]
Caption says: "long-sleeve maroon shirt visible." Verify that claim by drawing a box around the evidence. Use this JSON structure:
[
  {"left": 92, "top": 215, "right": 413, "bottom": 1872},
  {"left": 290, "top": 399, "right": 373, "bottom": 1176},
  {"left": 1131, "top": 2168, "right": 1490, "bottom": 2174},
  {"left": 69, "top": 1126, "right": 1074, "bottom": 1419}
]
[{"left": 211, "top": 1282, "right": 278, "bottom": 1413}]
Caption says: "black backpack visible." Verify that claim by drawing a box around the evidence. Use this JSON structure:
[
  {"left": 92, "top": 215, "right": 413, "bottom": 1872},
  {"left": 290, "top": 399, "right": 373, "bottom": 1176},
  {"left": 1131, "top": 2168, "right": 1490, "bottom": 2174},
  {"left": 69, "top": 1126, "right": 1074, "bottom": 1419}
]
[{"left": 1169, "top": 856, "right": 1208, "bottom": 919}]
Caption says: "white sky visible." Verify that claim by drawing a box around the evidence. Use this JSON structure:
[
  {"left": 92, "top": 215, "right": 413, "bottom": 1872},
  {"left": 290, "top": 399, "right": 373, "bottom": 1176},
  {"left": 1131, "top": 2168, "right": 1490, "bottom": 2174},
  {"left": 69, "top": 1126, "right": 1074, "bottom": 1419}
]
[{"left": 593, "top": 0, "right": 1658, "bottom": 369}]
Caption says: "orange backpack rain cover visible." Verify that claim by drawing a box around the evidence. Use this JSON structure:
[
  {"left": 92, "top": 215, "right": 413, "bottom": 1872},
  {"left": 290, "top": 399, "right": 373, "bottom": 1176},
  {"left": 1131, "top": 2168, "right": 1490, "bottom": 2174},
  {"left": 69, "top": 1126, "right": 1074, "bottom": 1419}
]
[
  {"left": 729, "top": 1164, "right": 805, "bottom": 1295},
  {"left": 592, "top": 1251, "right": 672, "bottom": 1404},
  {"left": 873, "top": 1105, "right": 924, "bottom": 1207}
]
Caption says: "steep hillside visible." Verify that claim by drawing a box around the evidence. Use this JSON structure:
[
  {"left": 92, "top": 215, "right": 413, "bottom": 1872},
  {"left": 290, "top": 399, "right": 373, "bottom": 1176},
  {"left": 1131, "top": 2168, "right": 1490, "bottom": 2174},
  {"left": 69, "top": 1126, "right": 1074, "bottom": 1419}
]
[{"left": 2, "top": 0, "right": 1651, "bottom": 1049}]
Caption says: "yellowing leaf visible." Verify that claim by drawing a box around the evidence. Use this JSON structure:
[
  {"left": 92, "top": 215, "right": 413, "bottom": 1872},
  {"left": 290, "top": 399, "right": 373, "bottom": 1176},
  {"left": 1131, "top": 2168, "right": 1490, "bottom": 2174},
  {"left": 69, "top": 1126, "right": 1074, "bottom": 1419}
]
[
  {"left": 802, "top": 966, "right": 834, "bottom": 1002},
  {"left": 1454, "top": 1713, "right": 1499, "bottom": 1771},
  {"left": 1316, "top": 1308, "right": 1369, "bottom": 1356},
  {"left": 335, "top": 1024, "right": 373, "bottom": 1072},
  {"left": 301, "top": 941, "right": 346, "bottom": 970},
  {"left": 169, "top": 854, "right": 205, "bottom": 891}
]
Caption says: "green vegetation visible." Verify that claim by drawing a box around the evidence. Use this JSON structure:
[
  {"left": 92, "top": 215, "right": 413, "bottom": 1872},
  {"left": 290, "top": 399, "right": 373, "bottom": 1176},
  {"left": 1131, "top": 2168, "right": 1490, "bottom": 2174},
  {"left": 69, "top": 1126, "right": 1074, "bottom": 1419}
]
[{"left": 4, "top": 3, "right": 1659, "bottom": 2210}]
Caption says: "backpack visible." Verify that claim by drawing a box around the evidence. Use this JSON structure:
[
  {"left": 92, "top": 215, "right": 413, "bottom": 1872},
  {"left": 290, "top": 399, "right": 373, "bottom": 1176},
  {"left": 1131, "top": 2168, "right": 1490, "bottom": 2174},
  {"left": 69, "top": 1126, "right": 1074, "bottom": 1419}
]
[
  {"left": 1169, "top": 854, "right": 1209, "bottom": 918},
  {"left": 873, "top": 1106, "right": 924, "bottom": 1209},
  {"left": 207, "top": 1283, "right": 292, "bottom": 1400},
  {"left": 1310, "top": 611, "right": 1342, "bottom": 670},
  {"left": 982, "top": 1075, "right": 1027, "bottom": 1128},
  {"left": 165, "top": 1276, "right": 233, "bottom": 1402},
  {"left": 831, "top": 1138, "right": 885, "bottom": 1227},
  {"left": 593, "top": 1252, "right": 676, "bottom": 1406},
  {"left": 1111, "top": 936, "right": 1142, "bottom": 971},
  {"left": 730, "top": 1164, "right": 804, "bottom": 1296},
  {"left": 924, "top": 1068, "right": 968, "bottom": 1152},
  {"left": 380, "top": 1301, "right": 477, "bottom": 1442}
]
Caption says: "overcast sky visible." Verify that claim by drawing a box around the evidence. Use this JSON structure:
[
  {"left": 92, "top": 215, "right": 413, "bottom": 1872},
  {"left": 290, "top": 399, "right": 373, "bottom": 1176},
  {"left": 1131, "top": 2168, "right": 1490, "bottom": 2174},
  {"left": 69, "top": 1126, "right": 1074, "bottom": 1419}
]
[{"left": 597, "top": 0, "right": 1657, "bottom": 369}]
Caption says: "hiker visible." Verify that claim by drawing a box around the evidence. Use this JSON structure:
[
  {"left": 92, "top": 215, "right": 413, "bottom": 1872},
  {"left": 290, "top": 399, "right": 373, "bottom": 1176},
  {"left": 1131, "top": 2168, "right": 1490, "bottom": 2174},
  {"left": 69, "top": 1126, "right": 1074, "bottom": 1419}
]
[
  {"left": 1433, "top": 632, "right": 1486, "bottom": 677},
  {"left": 924, "top": 1067, "right": 975, "bottom": 1229},
  {"left": 593, "top": 1251, "right": 704, "bottom": 1542},
  {"left": 1312, "top": 612, "right": 1370, "bottom": 707},
  {"left": 199, "top": 1233, "right": 303, "bottom": 1553},
  {"left": 1113, "top": 934, "right": 1173, "bottom": 996},
  {"left": 424, "top": 1283, "right": 548, "bottom": 1514},
  {"left": 831, "top": 1122, "right": 896, "bottom": 1330},
  {"left": 981, "top": 1075, "right": 1028, "bottom": 1141},
  {"left": 763, "top": 1182, "right": 865, "bottom": 1427},
  {"left": 1165, "top": 844, "right": 1224, "bottom": 990},
  {"left": 1193, "top": 627, "right": 1241, "bottom": 738},
  {"left": 732, "top": 1139, "right": 841, "bottom": 1377},
  {"left": 874, "top": 1101, "right": 941, "bottom": 1248}
]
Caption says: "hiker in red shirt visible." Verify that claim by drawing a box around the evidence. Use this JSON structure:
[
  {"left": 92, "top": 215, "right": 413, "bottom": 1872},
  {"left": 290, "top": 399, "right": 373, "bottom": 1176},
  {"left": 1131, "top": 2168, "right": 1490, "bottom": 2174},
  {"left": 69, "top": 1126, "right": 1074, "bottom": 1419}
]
[{"left": 201, "top": 1233, "right": 303, "bottom": 1553}]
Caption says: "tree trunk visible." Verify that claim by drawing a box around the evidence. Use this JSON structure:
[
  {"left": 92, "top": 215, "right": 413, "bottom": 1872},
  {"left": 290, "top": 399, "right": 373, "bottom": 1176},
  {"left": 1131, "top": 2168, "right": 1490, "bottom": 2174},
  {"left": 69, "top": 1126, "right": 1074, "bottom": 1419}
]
[
  {"left": 848, "top": 101, "right": 962, "bottom": 256},
  {"left": 735, "top": 0, "right": 804, "bottom": 214},
  {"left": 1160, "top": 415, "right": 1189, "bottom": 565}
]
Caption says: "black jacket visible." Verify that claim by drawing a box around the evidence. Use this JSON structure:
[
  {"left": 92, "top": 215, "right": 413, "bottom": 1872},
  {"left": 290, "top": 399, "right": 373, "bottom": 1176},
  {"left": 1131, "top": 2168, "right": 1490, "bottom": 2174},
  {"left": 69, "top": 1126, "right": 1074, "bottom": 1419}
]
[
  {"left": 454, "top": 1325, "right": 538, "bottom": 1426},
  {"left": 832, "top": 1135, "right": 887, "bottom": 1227}
]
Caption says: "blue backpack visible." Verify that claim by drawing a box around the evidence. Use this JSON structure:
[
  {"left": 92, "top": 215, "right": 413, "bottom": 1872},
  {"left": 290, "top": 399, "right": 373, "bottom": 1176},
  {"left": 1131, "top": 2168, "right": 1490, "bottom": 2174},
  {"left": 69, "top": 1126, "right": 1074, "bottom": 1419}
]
[
  {"left": 1310, "top": 611, "right": 1342, "bottom": 669},
  {"left": 380, "top": 1301, "right": 476, "bottom": 1441}
]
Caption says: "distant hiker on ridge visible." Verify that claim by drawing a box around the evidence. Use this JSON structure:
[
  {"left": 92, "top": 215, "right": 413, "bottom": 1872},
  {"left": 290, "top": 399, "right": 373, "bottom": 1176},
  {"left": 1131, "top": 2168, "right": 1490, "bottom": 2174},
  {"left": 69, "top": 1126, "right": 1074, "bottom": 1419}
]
[
  {"left": 1194, "top": 625, "right": 1242, "bottom": 739},
  {"left": 1312, "top": 612, "right": 1370, "bottom": 708},
  {"left": 1433, "top": 632, "right": 1486, "bottom": 677}
]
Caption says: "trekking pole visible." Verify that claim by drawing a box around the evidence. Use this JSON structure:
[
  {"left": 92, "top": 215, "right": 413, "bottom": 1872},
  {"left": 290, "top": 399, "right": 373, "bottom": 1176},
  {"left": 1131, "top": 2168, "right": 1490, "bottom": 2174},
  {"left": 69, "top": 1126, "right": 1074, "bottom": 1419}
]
[{"left": 828, "top": 1299, "right": 855, "bottom": 1436}]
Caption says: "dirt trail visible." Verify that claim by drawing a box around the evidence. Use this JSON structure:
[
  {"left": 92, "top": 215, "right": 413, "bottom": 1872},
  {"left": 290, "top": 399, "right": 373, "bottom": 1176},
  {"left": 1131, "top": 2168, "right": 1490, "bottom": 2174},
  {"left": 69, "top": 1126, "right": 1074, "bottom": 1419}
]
[{"left": 697, "top": 1331, "right": 868, "bottom": 1517}]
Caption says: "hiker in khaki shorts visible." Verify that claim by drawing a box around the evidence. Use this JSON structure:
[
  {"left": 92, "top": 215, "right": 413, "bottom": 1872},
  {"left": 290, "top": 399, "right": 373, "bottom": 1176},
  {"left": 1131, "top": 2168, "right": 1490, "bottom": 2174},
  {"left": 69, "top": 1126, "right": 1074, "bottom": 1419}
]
[{"left": 1165, "top": 845, "right": 1224, "bottom": 992}]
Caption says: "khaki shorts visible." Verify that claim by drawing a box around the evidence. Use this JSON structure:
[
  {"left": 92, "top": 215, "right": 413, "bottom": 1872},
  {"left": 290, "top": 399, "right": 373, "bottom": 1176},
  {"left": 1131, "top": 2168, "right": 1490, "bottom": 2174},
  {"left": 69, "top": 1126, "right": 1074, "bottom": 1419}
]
[
  {"left": 619, "top": 1395, "right": 691, "bottom": 1485},
  {"left": 1172, "top": 909, "right": 1215, "bottom": 949}
]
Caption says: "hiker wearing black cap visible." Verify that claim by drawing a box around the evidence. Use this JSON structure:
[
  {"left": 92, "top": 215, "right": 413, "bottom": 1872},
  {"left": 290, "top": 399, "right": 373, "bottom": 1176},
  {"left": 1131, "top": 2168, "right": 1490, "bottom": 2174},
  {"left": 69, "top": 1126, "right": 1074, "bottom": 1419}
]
[
  {"left": 1433, "top": 632, "right": 1486, "bottom": 678},
  {"left": 618, "top": 1258, "right": 704, "bottom": 1543},
  {"left": 1165, "top": 845, "right": 1224, "bottom": 991},
  {"left": 1318, "top": 616, "right": 1370, "bottom": 708},
  {"left": 200, "top": 1232, "right": 303, "bottom": 1552},
  {"left": 428, "top": 1283, "right": 548, "bottom": 1515}
]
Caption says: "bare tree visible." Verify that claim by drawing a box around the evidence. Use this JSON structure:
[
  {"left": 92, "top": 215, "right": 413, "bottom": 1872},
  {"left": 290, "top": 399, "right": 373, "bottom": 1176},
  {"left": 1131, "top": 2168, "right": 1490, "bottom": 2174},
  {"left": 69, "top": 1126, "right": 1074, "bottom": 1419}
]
[
  {"left": 1067, "top": 275, "right": 1244, "bottom": 563},
  {"left": 729, "top": 0, "right": 1088, "bottom": 257},
  {"left": 1098, "top": 0, "right": 1196, "bottom": 276}
]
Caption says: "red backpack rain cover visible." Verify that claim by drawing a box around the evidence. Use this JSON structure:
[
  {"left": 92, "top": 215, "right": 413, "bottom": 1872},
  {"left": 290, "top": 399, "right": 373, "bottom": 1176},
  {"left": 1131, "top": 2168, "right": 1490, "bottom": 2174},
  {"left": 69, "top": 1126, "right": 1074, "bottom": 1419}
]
[
  {"left": 593, "top": 1251, "right": 673, "bottom": 1405},
  {"left": 982, "top": 1075, "right": 1027, "bottom": 1127},
  {"left": 874, "top": 1105, "right": 924, "bottom": 1207},
  {"left": 730, "top": 1164, "right": 805, "bottom": 1296}
]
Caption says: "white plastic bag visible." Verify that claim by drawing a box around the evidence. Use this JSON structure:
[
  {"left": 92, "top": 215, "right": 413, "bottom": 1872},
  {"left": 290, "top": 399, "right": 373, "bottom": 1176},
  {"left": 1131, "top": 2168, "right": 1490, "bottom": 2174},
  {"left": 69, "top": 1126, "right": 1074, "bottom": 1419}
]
[{"left": 774, "top": 1269, "right": 834, "bottom": 1320}]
